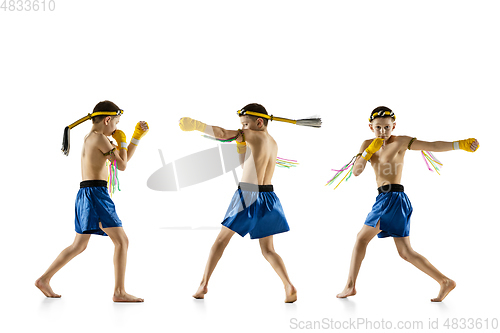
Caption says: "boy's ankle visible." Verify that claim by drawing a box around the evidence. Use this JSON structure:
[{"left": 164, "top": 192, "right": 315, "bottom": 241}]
[
  {"left": 37, "top": 276, "right": 50, "bottom": 283},
  {"left": 114, "top": 288, "right": 126, "bottom": 295}
]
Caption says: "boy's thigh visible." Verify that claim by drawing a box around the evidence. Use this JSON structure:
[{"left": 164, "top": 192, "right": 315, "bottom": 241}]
[
  {"left": 99, "top": 222, "right": 128, "bottom": 243},
  {"left": 218, "top": 225, "right": 236, "bottom": 242},
  {"left": 358, "top": 220, "right": 381, "bottom": 241},
  {"left": 258, "top": 235, "right": 274, "bottom": 251},
  {"left": 72, "top": 233, "right": 91, "bottom": 247}
]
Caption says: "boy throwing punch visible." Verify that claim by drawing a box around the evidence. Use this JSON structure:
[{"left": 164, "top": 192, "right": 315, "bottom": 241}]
[{"left": 336, "top": 106, "right": 479, "bottom": 302}]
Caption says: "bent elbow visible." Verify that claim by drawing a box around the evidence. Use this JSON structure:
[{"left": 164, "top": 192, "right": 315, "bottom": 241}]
[{"left": 352, "top": 167, "right": 364, "bottom": 177}]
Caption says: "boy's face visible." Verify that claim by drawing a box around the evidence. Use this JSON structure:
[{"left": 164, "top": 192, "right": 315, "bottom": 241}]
[
  {"left": 369, "top": 117, "right": 395, "bottom": 140},
  {"left": 104, "top": 115, "right": 121, "bottom": 136},
  {"left": 240, "top": 115, "right": 263, "bottom": 130}
]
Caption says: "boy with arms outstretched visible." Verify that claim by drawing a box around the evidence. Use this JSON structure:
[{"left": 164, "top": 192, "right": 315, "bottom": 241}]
[
  {"left": 336, "top": 106, "right": 479, "bottom": 302},
  {"left": 179, "top": 103, "right": 297, "bottom": 303},
  {"left": 35, "top": 100, "right": 149, "bottom": 302}
]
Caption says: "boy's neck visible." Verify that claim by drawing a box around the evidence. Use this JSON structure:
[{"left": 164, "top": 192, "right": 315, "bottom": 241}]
[{"left": 90, "top": 124, "right": 106, "bottom": 135}]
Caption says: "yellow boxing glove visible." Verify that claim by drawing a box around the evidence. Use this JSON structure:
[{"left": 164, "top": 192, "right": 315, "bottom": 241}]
[
  {"left": 130, "top": 121, "right": 149, "bottom": 146},
  {"left": 236, "top": 141, "right": 246, "bottom": 154},
  {"left": 112, "top": 129, "right": 128, "bottom": 150},
  {"left": 453, "top": 138, "right": 479, "bottom": 152},
  {"left": 362, "top": 138, "right": 384, "bottom": 161},
  {"left": 179, "top": 117, "right": 207, "bottom": 132}
]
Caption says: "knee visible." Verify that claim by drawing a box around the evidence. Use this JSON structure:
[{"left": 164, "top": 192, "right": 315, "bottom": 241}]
[
  {"left": 397, "top": 247, "right": 414, "bottom": 261},
  {"left": 213, "top": 236, "right": 230, "bottom": 249},
  {"left": 115, "top": 235, "right": 129, "bottom": 248},
  {"left": 355, "top": 232, "right": 371, "bottom": 246},
  {"left": 261, "top": 247, "right": 276, "bottom": 258},
  {"left": 71, "top": 243, "right": 87, "bottom": 254}
]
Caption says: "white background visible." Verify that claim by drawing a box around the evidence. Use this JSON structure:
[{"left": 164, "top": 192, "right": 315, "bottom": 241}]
[{"left": 1, "top": 1, "right": 499, "bottom": 332}]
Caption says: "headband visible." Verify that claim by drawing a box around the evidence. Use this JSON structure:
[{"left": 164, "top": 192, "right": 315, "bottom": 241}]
[
  {"left": 237, "top": 109, "right": 322, "bottom": 128},
  {"left": 62, "top": 109, "right": 124, "bottom": 156},
  {"left": 369, "top": 110, "right": 396, "bottom": 122}
]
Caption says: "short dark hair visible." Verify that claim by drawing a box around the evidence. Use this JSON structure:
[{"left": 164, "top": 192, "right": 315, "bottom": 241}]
[
  {"left": 369, "top": 106, "right": 395, "bottom": 122},
  {"left": 240, "top": 103, "right": 268, "bottom": 126},
  {"left": 92, "top": 100, "right": 121, "bottom": 124}
]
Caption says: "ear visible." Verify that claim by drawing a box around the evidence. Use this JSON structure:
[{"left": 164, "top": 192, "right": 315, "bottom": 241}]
[
  {"left": 368, "top": 123, "right": 374, "bottom": 131},
  {"left": 257, "top": 118, "right": 264, "bottom": 128},
  {"left": 392, "top": 122, "right": 396, "bottom": 130},
  {"left": 104, "top": 116, "right": 111, "bottom": 125}
]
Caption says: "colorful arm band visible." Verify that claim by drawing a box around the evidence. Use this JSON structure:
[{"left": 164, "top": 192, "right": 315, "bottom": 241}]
[
  {"left": 103, "top": 147, "right": 116, "bottom": 156},
  {"left": 408, "top": 137, "right": 417, "bottom": 150},
  {"left": 237, "top": 129, "right": 246, "bottom": 142}
]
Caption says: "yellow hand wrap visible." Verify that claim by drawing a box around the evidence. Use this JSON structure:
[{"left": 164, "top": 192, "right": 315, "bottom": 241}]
[
  {"left": 131, "top": 122, "right": 149, "bottom": 146},
  {"left": 236, "top": 141, "right": 247, "bottom": 154},
  {"left": 112, "top": 130, "right": 128, "bottom": 150},
  {"left": 362, "top": 138, "right": 384, "bottom": 161},
  {"left": 453, "top": 138, "right": 479, "bottom": 152},
  {"left": 179, "top": 117, "right": 207, "bottom": 132}
]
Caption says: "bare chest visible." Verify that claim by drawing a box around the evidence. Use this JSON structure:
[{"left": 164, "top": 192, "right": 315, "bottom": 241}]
[{"left": 371, "top": 143, "right": 404, "bottom": 166}]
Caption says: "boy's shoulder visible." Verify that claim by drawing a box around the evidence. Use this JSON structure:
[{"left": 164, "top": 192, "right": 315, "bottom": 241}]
[
  {"left": 240, "top": 128, "right": 264, "bottom": 140},
  {"left": 393, "top": 135, "right": 412, "bottom": 141},
  {"left": 84, "top": 131, "right": 113, "bottom": 153},
  {"left": 392, "top": 135, "right": 414, "bottom": 146},
  {"left": 85, "top": 131, "right": 108, "bottom": 143}
]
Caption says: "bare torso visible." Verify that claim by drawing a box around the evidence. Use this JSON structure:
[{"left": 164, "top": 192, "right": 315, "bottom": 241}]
[
  {"left": 368, "top": 135, "right": 408, "bottom": 187},
  {"left": 240, "top": 131, "right": 278, "bottom": 185},
  {"left": 81, "top": 131, "right": 112, "bottom": 181}
]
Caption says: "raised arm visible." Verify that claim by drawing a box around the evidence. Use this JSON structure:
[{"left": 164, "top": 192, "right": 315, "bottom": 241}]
[
  {"left": 408, "top": 137, "right": 479, "bottom": 152},
  {"left": 96, "top": 134, "right": 127, "bottom": 171},
  {"left": 126, "top": 121, "right": 149, "bottom": 162}
]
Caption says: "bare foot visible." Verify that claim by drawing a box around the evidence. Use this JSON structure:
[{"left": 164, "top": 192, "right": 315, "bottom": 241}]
[
  {"left": 193, "top": 284, "right": 208, "bottom": 299},
  {"left": 113, "top": 291, "right": 144, "bottom": 302},
  {"left": 431, "top": 279, "right": 456, "bottom": 302},
  {"left": 35, "top": 278, "right": 61, "bottom": 298},
  {"left": 336, "top": 285, "right": 356, "bottom": 298},
  {"left": 285, "top": 284, "right": 297, "bottom": 303}
]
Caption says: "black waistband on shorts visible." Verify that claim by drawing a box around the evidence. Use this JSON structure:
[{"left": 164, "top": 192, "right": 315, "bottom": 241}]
[
  {"left": 238, "top": 182, "right": 274, "bottom": 192},
  {"left": 80, "top": 180, "right": 108, "bottom": 188},
  {"left": 377, "top": 184, "right": 404, "bottom": 194}
]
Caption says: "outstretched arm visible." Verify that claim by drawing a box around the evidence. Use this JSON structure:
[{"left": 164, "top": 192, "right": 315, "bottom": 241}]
[
  {"left": 207, "top": 125, "right": 241, "bottom": 141},
  {"left": 179, "top": 117, "right": 241, "bottom": 140},
  {"left": 409, "top": 137, "right": 479, "bottom": 152},
  {"left": 179, "top": 117, "right": 254, "bottom": 168}
]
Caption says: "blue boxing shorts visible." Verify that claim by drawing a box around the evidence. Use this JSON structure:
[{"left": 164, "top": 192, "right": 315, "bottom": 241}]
[
  {"left": 221, "top": 182, "right": 290, "bottom": 239},
  {"left": 364, "top": 184, "right": 413, "bottom": 238},
  {"left": 74, "top": 180, "right": 122, "bottom": 236}
]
